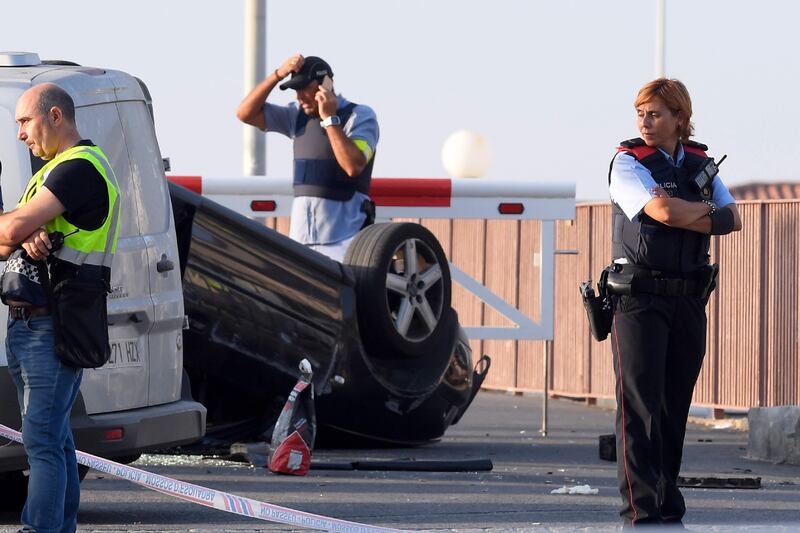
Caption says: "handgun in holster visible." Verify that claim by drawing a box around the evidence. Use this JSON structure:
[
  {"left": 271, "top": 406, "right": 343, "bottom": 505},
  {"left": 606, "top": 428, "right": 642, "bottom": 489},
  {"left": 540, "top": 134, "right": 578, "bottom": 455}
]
[
  {"left": 579, "top": 267, "right": 613, "bottom": 342},
  {"left": 360, "top": 199, "right": 376, "bottom": 229},
  {"left": 700, "top": 263, "right": 720, "bottom": 303}
]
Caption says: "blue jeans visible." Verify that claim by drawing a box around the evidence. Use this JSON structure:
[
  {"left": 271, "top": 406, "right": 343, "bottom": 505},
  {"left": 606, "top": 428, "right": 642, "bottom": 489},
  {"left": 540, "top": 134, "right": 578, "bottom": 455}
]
[{"left": 6, "top": 316, "right": 83, "bottom": 533}]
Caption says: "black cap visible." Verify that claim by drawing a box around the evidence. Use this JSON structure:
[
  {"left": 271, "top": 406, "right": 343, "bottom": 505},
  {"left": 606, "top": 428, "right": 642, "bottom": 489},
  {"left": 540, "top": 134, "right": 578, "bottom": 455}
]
[{"left": 279, "top": 56, "right": 333, "bottom": 91}]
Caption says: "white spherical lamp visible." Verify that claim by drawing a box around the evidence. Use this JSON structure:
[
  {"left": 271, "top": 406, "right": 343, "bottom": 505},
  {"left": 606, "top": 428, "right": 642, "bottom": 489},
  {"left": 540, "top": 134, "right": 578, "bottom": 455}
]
[{"left": 441, "top": 130, "right": 493, "bottom": 178}]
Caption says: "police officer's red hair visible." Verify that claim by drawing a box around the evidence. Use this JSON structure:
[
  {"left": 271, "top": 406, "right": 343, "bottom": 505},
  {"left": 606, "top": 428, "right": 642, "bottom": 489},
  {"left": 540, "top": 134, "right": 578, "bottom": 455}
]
[{"left": 635, "top": 78, "right": 694, "bottom": 141}]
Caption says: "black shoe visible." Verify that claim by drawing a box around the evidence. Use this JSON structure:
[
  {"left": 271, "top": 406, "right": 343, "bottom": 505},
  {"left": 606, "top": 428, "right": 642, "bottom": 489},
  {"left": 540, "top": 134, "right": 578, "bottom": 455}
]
[{"left": 622, "top": 518, "right": 664, "bottom": 529}]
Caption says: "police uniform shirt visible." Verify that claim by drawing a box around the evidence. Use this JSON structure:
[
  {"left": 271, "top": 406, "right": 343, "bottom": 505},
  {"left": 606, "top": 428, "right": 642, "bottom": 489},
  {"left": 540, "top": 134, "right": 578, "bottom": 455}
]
[
  {"left": 263, "top": 95, "right": 379, "bottom": 245},
  {"left": 609, "top": 144, "right": 736, "bottom": 222}
]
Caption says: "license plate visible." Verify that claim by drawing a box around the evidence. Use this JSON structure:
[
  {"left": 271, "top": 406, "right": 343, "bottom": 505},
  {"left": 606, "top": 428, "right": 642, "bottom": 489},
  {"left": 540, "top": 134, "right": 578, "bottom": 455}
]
[{"left": 107, "top": 339, "right": 142, "bottom": 367}]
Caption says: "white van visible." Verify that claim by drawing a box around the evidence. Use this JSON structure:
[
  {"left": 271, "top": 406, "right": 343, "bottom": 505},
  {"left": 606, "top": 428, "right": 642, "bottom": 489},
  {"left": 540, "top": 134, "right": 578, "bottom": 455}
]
[{"left": 0, "top": 52, "right": 206, "bottom": 505}]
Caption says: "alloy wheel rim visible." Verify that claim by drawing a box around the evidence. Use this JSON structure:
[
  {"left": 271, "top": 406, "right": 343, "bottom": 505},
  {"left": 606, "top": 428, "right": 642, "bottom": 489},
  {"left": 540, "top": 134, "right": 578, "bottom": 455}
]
[{"left": 385, "top": 238, "right": 445, "bottom": 341}]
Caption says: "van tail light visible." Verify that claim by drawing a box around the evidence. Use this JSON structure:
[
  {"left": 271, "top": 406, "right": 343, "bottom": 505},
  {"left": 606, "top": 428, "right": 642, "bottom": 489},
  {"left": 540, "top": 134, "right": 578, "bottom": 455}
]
[{"left": 104, "top": 428, "right": 124, "bottom": 441}]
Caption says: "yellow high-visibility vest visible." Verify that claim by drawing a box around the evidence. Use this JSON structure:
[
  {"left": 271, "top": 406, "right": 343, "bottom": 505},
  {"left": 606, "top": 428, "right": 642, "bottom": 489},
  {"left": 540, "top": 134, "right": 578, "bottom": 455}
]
[{"left": 19, "top": 144, "right": 120, "bottom": 269}]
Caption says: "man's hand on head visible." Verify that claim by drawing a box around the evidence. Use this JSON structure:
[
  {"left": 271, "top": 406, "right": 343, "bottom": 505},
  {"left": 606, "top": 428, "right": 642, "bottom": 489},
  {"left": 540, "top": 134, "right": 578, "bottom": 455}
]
[{"left": 277, "top": 54, "right": 304, "bottom": 79}]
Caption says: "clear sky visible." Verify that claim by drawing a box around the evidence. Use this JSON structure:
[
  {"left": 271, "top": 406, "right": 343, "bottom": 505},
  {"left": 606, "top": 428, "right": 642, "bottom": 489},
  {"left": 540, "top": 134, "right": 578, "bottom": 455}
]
[{"left": 2, "top": 0, "right": 798, "bottom": 200}]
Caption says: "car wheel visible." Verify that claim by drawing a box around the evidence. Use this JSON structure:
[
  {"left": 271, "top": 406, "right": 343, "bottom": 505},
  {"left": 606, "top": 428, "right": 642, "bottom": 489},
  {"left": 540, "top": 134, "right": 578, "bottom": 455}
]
[{"left": 344, "top": 222, "right": 452, "bottom": 358}]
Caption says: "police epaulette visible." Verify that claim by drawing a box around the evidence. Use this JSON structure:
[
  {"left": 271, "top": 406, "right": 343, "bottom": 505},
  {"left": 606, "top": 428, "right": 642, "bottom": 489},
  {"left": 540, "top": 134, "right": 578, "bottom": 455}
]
[
  {"left": 619, "top": 137, "right": 646, "bottom": 148},
  {"left": 684, "top": 139, "right": 709, "bottom": 151}
]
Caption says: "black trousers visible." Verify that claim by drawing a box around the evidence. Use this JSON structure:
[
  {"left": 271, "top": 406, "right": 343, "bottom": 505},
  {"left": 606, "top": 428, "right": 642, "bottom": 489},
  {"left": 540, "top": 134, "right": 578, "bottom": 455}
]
[{"left": 610, "top": 293, "right": 707, "bottom": 526}]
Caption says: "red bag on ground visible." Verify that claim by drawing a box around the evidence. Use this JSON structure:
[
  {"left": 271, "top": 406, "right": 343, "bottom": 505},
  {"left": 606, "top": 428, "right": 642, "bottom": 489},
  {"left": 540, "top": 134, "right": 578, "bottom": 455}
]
[
  {"left": 269, "top": 430, "right": 311, "bottom": 475},
  {"left": 268, "top": 359, "right": 316, "bottom": 475}
]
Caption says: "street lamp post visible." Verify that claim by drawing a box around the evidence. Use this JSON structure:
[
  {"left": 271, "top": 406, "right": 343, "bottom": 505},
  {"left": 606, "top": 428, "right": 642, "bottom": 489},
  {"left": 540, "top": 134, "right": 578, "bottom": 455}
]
[
  {"left": 656, "top": 0, "right": 665, "bottom": 77},
  {"left": 243, "top": 0, "right": 266, "bottom": 176}
]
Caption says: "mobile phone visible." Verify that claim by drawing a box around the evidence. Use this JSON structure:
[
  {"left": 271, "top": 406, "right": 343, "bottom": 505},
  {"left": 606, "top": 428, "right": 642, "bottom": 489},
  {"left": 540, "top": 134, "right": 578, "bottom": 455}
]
[{"left": 321, "top": 75, "right": 334, "bottom": 92}]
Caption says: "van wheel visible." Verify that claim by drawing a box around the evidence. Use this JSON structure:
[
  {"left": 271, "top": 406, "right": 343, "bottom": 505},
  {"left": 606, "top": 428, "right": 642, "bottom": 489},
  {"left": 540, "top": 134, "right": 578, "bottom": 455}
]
[
  {"left": 0, "top": 471, "right": 28, "bottom": 511},
  {"left": 344, "top": 223, "right": 452, "bottom": 359},
  {"left": 0, "top": 467, "right": 90, "bottom": 512}
]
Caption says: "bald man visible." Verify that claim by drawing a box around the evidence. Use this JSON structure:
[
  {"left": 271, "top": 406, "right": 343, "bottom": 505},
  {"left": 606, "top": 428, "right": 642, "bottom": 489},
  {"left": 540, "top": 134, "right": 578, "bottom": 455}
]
[{"left": 4, "top": 82, "right": 120, "bottom": 533}]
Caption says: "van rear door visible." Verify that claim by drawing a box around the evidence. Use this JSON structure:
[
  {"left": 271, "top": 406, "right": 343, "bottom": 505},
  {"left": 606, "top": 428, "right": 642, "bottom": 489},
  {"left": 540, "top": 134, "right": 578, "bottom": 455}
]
[
  {"left": 0, "top": 92, "right": 27, "bottom": 365},
  {"left": 115, "top": 99, "right": 184, "bottom": 406},
  {"left": 73, "top": 104, "right": 153, "bottom": 413}
]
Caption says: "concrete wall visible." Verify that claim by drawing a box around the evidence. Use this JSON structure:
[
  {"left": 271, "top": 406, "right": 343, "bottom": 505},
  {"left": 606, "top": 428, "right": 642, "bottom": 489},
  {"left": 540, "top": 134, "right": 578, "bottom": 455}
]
[{"left": 748, "top": 406, "right": 800, "bottom": 465}]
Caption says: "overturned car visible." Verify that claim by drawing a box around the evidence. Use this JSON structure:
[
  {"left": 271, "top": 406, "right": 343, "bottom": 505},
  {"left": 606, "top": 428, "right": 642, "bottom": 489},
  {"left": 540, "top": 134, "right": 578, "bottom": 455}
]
[{"left": 169, "top": 182, "right": 489, "bottom": 446}]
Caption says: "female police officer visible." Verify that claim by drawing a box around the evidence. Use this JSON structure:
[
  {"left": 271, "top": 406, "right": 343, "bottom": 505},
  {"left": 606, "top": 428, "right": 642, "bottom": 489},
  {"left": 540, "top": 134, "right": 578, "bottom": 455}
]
[{"left": 607, "top": 78, "right": 742, "bottom": 527}]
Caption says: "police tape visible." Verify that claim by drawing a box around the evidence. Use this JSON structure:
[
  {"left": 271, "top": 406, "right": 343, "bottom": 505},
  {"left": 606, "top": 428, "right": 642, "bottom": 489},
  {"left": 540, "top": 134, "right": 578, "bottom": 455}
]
[{"left": 0, "top": 423, "right": 404, "bottom": 533}]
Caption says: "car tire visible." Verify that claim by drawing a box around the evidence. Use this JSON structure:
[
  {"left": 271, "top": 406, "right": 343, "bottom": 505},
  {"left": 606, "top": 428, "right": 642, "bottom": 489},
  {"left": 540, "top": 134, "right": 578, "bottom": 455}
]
[{"left": 344, "top": 222, "right": 452, "bottom": 359}]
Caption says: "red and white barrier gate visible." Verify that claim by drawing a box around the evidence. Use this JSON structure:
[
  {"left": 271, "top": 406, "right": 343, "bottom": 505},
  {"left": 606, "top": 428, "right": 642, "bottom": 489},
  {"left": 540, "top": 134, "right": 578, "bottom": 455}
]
[{"left": 167, "top": 176, "right": 576, "bottom": 342}]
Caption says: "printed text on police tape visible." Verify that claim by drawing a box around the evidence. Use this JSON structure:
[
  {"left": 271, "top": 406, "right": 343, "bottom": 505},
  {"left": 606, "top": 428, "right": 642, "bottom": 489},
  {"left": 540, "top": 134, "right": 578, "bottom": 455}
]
[{"left": 0, "top": 424, "right": 403, "bottom": 533}]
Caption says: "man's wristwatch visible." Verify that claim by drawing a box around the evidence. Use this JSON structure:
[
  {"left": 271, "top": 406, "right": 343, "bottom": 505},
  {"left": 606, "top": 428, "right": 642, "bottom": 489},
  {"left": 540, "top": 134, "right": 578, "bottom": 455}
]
[{"left": 321, "top": 115, "right": 341, "bottom": 129}]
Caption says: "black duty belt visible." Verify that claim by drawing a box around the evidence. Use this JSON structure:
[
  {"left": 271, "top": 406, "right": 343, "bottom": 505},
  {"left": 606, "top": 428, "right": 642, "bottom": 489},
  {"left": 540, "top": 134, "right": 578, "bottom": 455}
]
[
  {"left": 605, "top": 263, "right": 717, "bottom": 298},
  {"left": 630, "top": 276, "right": 706, "bottom": 297},
  {"left": 9, "top": 306, "right": 50, "bottom": 320}
]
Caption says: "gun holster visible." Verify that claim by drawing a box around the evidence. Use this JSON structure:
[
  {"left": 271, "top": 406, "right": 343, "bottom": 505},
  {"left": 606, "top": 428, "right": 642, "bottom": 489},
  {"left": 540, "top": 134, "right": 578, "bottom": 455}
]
[
  {"left": 700, "top": 263, "right": 720, "bottom": 303},
  {"left": 580, "top": 268, "right": 613, "bottom": 342},
  {"left": 360, "top": 199, "right": 376, "bottom": 229}
]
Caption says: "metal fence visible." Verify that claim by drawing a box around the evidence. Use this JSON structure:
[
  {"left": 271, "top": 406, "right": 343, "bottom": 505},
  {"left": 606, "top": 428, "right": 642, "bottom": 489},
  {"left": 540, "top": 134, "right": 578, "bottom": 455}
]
[{"left": 268, "top": 199, "right": 800, "bottom": 409}]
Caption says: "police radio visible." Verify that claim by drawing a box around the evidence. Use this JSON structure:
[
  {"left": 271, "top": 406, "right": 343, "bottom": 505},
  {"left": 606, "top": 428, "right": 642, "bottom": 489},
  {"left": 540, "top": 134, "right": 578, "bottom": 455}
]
[
  {"left": 48, "top": 229, "right": 79, "bottom": 254},
  {"left": 691, "top": 154, "right": 727, "bottom": 198}
]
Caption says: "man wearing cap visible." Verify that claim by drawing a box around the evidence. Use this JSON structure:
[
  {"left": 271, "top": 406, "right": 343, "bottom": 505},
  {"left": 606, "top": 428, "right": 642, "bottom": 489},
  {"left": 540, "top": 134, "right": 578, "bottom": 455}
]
[{"left": 237, "top": 54, "right": 379, "bottom": 262}]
